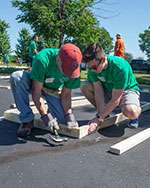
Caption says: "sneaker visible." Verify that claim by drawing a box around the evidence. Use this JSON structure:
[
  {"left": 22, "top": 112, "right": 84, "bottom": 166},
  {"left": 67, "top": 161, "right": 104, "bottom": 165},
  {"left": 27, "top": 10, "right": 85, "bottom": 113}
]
[
  {"left": 17, "top": 120, "right": 34, "bottom": 137},
  {"left": 128, "top": 118, "right": 139, "bottom": 129}
]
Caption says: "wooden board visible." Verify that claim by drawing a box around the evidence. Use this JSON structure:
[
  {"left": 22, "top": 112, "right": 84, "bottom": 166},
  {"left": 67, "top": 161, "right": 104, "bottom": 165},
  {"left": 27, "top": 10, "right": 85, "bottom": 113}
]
[
  {"left": 0, "top": 85, "right": 10, "bottom": 89},
  {"left": 10, "top": 96, "right": 91, "bottom": 108},
  {"left": 110, "top": 128, "right": 150, "bottom": 155},
  {"left": 4, "top": 108, "right": 89, "bottom": 139},
  {"left": 34, "top": 119, "right": 89, "bottom": 139},
  {"left": 4, "top": 103, "right": 150, "bottom": 139}
]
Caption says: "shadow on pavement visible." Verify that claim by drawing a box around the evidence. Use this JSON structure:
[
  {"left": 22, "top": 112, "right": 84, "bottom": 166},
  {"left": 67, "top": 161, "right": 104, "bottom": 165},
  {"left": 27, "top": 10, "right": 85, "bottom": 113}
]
[
  {"left": 1, "top": 109, "right": 150, "bottom": 147},
  {"left": 0, "top": 119, "right": 55, "bottom": 146}
]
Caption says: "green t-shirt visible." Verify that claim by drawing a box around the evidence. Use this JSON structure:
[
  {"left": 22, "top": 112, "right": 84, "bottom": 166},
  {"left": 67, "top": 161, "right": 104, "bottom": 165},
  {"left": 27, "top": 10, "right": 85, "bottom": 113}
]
[
  {"left": 4, "top": 56, "right": 9, "bottom": 61},
  {"left": 87, "top": 55, "right": 139, "bottom": 92},
  {"left": 30, "top": 48, "right": 80, "bottom": 90},
  {"left": 29, "top": 41, "right": 37, "bottom": 58}
]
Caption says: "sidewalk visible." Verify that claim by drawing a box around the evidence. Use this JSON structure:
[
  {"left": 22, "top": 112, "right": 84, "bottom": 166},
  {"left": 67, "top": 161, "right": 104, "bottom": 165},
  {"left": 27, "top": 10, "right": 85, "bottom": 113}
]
[{"left": 0, "top": 65, "right": 28, "bottom": 69}]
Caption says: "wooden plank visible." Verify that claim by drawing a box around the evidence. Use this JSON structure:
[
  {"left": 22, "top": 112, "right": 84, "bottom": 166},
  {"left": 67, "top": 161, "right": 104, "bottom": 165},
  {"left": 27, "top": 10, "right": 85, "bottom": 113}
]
[
  {"left": 141, "top": 102, "right": 150, "bottom": 111},
  {"left": 10, "top": 97, "right": 90, "bottom": 108},
  {"left": 71, "top": 96, "right": 85, "bottom": 100},
  {"left": 99, "top": 102, "right": 150, "bottom": 130},
  {"left": 72, "top": 99, "right": 91, "bottom": 107},
  {"left": 0, "top": 85, "right": 10, "bottom": 89},
  {"left": 4, "top": 103, "right": 150, "bottom": 139},
  {"left": 110, "top": 128, "right": 150, "bottom": 155},
  {"left": 0, "top": 75, "right": 10, "bottom": 79},
  {"left": 4, "top": 108, "right": 89, "bottom": 139},
  {"left": 34, "top": 119, "right": 89, "bottom": 139},
  {"left": 99, "top": 112, "right": 128, "bottom": 130}
]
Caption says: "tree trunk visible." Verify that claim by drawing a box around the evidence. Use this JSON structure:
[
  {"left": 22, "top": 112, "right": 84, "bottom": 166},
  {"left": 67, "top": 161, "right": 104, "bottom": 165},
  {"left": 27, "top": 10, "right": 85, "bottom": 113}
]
[{"left": 59, "top": 0, "right": 65, "bottom": 48}]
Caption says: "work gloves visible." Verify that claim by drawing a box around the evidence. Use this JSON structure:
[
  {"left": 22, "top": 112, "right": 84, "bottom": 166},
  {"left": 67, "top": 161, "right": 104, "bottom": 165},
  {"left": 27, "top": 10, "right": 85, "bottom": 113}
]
[
  {"left": 65, "top": 113, "right": 78, "bottom": 129},
  {"left": 41, "top": 113, "right": 60, "bottom": 134}
]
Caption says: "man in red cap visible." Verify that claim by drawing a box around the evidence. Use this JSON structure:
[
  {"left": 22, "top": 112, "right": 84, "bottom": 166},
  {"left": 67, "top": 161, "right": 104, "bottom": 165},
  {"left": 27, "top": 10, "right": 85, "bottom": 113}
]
[{"left": 10, "top": 43, "right": 82, "bottom": 137}]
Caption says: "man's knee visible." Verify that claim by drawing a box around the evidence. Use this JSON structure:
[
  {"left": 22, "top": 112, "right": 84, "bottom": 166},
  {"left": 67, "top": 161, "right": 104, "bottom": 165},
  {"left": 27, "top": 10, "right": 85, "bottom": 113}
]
[{"left": 121, "top": 104, "right": 141, "bottom": 119}]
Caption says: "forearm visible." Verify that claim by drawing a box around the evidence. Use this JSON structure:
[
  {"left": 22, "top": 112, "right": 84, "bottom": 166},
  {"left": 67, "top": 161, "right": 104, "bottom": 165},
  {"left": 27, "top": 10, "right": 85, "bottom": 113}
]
[
  {"left": 61, "top": 94, "right": 72, "bottom": 114},
  {"left": 95, "top": 92, "right": 105, "bottom": 115},
  {"left": 100, "top": 98, "right": 120, "bottom": 119},
  {"left": 61, "top": 86, "right": 72, "bottom": 114},
  {"left": 32, "top": 92, "right": 47, "bottom": 116},
  {"left": 34, "top": 48, "right": 38, "bottom": 55}
]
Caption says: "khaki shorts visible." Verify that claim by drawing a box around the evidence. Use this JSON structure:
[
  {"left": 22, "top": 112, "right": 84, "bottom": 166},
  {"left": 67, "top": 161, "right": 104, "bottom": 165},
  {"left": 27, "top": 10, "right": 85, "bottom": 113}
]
[{"left": 104, "top": 88, "right": 140, "bottom": 107}]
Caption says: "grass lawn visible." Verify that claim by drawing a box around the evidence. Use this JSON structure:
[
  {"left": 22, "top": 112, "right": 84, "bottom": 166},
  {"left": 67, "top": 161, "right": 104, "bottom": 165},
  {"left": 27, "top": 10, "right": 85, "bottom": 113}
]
[
  {"left": 0, "top": 62, "right": 29, "bottom": 73},
  {"left": 81, "top": 70, "right": 150, "bottom": 85},
  {"left": 1, "top": 64, "right": 150, "bottom": 85},
  {"left": 134, "top": 73, "right": 150, "bottom": 85}
]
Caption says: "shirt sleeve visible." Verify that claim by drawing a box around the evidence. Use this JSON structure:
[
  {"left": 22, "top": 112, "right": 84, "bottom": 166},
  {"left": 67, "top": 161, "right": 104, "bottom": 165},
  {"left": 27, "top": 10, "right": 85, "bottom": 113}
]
[
  {"left": 64, "top": 77, "right": 80, "bottom": 89},
  {"left": 30, "top": 58, "right": 46, "bottom": 83}
]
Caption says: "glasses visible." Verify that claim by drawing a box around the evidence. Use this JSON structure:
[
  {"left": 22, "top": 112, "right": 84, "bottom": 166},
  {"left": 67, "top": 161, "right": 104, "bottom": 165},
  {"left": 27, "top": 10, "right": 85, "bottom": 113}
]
[{"left": 91, "top": 58, "right": 103, "bottom": 70}]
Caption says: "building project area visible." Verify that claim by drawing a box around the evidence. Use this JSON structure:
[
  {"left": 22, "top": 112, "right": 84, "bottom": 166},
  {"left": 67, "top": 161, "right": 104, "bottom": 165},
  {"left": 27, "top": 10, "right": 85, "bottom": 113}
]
[{"left": 1, "top": 1, "right": 150, "bottom": 188}]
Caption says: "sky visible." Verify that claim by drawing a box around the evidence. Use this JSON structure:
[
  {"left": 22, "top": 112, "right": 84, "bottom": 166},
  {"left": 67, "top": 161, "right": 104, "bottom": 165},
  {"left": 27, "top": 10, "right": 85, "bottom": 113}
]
[{"left": 0, "top": 0, "right": 150, "bottom": 59}]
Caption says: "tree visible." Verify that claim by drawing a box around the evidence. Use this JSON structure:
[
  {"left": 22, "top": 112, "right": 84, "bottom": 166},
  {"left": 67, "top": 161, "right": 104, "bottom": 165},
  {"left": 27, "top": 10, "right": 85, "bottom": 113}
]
[
  {"left": 12, "top": 0, "right": 113, "bottom": 51},
  {"left": 15, "top": 28, "right": 31, "bottom": 62},
  {"left": 0, "top": 19, "right": 11, "bottom": 55},
  {"left": 139, "top": 26, "right": 150, "bottom": 60},
  {"left": 124, "top": 52, "right": 133, "bottom": 63}
]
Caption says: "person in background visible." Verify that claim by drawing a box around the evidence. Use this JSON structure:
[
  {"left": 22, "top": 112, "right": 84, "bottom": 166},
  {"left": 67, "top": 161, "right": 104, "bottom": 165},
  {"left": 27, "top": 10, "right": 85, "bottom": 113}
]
[
  {"left": 3, "top": 54, "right": 10, "bottom": 67},
  {"left": 28, "top": 35, "right": 38, "bottom": 71},
  {"left": 81, "top": 43, "right": 141, "bottom": 134},
  {"left": 19, "top": 58, "right": 23, "bottom": 66},
  {"left": 114, "top": 33, "right": 124, "bottom": 58}
]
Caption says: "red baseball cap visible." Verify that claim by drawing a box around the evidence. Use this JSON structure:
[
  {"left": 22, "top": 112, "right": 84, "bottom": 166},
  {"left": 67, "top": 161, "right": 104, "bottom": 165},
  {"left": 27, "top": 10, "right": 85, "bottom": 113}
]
[{"left": 59, "top": 43, "right": 82, "bottom": 78}]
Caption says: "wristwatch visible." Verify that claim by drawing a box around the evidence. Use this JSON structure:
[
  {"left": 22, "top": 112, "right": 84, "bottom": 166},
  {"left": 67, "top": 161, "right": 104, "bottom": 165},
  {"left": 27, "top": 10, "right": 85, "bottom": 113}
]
[{"left": 96, "top": 114, "right": 104, "bottom": 122}]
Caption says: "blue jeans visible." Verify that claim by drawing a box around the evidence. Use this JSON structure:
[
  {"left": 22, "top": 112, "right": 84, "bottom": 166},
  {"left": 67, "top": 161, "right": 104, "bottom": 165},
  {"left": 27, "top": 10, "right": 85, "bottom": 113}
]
[{"left": 10, "top": 71, "right": 66, "bottom": 124}]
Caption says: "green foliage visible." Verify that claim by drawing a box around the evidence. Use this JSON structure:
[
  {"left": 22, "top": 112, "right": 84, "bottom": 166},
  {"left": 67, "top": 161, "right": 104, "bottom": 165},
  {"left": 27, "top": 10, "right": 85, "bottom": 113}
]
[
  {"left": 15, "top": 28, "right": 31, "bottom": 62},
  {"left": 37, "top": 36, "right": 53, "bottom": 51},
  {"left": 12, "top": 0, "right": 113, "bottom": 51},
  {"left": 98, "top": 27, "right": 113, "bottom": 54},
  {"left": 124, "top": 52, "right": 133, "bottom": 63},
  {"left": 0, "top": 19, "right": 11, "bottom": 55},
  {"left": 15, "top": 28, "right": 53, "bottom": 62},
  {"left": 139, "top": 26, "right": 150, "bottom": 60},
  {"left": 134, "top": 73, "right": 150, "bottom": 85}
]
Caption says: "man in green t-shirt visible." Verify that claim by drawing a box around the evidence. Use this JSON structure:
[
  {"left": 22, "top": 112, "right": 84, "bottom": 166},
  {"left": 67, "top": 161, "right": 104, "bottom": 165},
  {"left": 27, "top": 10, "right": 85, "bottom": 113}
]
[
  {"left": 29, "top": 35, "right": 38, "bottom": 70},
  {"left": 81, "top": 43, "right": 141, "bottom": 134},
  {"left": 10, "top": 43, "right": 82, "bottom": 137},
  {"left": 3, "top": 54, "right": 10, "bottom": 67}
]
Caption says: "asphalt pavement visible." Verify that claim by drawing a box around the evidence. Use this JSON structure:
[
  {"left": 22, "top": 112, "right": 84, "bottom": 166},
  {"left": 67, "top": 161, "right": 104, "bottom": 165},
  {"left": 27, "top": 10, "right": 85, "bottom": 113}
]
[{"left": 0, "top": 73, "right": 150, "bottom": 188}]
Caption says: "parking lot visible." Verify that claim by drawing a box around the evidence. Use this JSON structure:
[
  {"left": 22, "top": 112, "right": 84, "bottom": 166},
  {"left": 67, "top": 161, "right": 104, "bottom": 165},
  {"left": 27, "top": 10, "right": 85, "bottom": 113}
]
[{"left": 0, "top": 73, "right": 150, "bottom": 188}]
